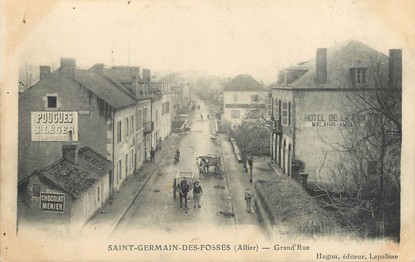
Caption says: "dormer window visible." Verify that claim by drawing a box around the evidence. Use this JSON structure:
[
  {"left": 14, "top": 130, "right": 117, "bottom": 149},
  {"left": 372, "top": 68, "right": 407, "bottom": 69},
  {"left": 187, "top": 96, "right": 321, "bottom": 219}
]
[
  {"left": 349, "top": 61, "right": 368, "bottom": 86},
  {"left": 355, "top": 68, "right": 367, "bottom": 84}
]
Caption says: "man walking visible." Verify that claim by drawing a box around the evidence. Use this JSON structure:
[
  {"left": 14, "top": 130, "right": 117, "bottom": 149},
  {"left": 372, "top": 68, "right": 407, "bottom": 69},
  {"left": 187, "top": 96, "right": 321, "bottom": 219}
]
[
  {"left": 178, "top": 179, "right": 191, "bottom": 209},
  {"left": 150, "top": 147, "right": 155, "bottom": 162},
  {"left": 245, "top": 188, "right": 252, "bottom": 213},
  {"left": 193, "top": 181, "right": 203, "bottom": 208}
]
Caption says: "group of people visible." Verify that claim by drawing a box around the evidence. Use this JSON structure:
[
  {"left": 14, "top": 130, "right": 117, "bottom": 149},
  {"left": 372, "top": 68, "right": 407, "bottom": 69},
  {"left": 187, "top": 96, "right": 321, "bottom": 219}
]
[{"left": 177, "top": 179, "right": 203, "bottom": 210}]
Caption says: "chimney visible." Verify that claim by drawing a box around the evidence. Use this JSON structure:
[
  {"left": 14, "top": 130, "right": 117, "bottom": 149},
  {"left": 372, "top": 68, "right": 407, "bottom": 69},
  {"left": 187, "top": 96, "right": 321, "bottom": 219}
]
[
  {"left": 91, "top": 63, "right": 105, "bottom": 73},
  {"left": 316, "top": 48, "right": 327, "bottom": 85},
  {"left": 143, "top": 69, "right": 151, "bottom": 83},
  {"left": 39, "top": 66, "right": 51, "bottom": 80},
  {"left": 389, "top": 49, "right": 402, "bottom": 88},
  {"left": 60, "top": 58, "right": 76, "bottom": 79},
  {"left": 277, "top": 70, "right": 285, "bottom": 85},
  {"left": 62, "top": 131, "right": 78, "bottom": 165}
]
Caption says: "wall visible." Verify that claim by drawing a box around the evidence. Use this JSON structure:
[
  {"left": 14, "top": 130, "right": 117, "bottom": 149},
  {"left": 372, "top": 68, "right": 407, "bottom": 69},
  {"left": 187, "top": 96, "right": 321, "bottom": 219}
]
[
  {"left": 18, "top": 74, "right": 110, "bottom": 182},
  {"left": 113, "top": 105, "right": 137, "bottom": 192},
  {"left": 293, "top": 89, "right": 369, "bottom": 184},
  {"left": 18, "top": 174, "right": 72, "bottom": 226}
]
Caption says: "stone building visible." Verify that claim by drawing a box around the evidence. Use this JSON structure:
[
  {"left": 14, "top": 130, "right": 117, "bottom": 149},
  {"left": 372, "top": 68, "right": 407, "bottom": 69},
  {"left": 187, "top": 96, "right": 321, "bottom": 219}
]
[
  {"left": 269, "top": 40, "right": 402, "bottom": 186},
  {"left": 223, "top": 74, "right": 268, "bottom": 128}
]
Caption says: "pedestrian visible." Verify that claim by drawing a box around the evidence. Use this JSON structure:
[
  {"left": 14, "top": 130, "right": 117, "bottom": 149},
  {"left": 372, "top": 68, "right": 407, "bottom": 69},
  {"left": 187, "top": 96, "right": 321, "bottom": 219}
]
[
  {"left": 178, "top": 179, "right": 191, "bottom": 209},
  {"left": 150, "top": 147, "right": 155, "bottom": 162},
  {"left": 201, "top": 114, "right": 203, "bottom": 120},
  {"left": 245, "top": 188, "right": 252, "bottom": 213},
  {"left": 158, "top": 137, "right": 162, "bottom": 150},
  {"left": 193, "top": 181, "right": 203, "bottom": 208},
  {"left": 248, "top": 157, "right": 253, "bottom": 183},
  {"left": 175, "top": 149, "right": 180, "bottom": 162},
  {"left": 207, "top": 114, "right": 209, "bottom": 119}
]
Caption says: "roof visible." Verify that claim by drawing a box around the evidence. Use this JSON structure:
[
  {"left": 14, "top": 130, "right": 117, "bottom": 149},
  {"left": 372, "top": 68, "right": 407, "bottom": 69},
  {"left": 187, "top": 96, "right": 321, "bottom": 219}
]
[
  {"left": 224, "top": 74, "right": 265, "bottom": 91},
  {"left": 33, "top": 147, "right": 113, "bottom": 199},
  {"left": 272, "top": 40, "right": 388, "bottom": 89},
  {"left": 75, "top": 70, "right": 136, "bottom": 108}
]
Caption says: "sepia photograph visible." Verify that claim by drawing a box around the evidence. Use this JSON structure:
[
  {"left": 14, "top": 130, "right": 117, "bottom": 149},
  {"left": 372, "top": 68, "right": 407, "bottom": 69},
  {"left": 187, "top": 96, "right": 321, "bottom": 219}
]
[{"left": 1, "top": 0, "right": 414, "bottom": 261}]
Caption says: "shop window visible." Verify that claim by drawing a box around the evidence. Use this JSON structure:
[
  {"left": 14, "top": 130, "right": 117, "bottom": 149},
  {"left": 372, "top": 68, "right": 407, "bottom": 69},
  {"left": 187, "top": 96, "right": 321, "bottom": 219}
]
[{"left": 47, "top": 96, "right": 57, "bottom": 108}]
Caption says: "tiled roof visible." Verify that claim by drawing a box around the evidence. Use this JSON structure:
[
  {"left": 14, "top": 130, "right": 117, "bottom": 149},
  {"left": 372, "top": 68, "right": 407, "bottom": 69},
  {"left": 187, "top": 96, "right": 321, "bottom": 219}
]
[
  {"left": 273, "top": 40, "right": 388, "bottom": 89},
  {"left": 35, "top": 147, "right": 113, "bottom": 199},
  {"left": 224, "top": 74, "right": 266, "bottom": 91},
  {"left": 75, "top": 70, "right": 136, "bottom": 108}
]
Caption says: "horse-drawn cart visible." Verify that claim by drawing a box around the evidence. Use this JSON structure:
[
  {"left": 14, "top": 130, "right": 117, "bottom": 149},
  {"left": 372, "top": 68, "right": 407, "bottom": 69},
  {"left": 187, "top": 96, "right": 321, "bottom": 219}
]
[
  {"left": 172, "top": 171, "right": 195, "bottom": 199},
  {"left": 196, "top": 154, "right": 222, "bottom": 177}
]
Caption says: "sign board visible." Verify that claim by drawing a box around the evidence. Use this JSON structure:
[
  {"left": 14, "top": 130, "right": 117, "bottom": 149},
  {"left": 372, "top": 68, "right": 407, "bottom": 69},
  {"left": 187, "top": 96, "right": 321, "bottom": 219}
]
[
  {"left": 31, "top": 111, "right": 78, "bottom": 141},
  {"left": 303, "top": 113, "right": 352, "bottom": 127},
  {"left": 40, "top": 192, "right": 65, "bottom": 213}
]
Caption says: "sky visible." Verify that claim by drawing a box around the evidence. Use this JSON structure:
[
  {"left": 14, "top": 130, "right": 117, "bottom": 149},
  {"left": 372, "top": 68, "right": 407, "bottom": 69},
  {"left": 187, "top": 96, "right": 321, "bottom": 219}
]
[{"left": 15, "top": 0, "right": 408, "bottom": 85}]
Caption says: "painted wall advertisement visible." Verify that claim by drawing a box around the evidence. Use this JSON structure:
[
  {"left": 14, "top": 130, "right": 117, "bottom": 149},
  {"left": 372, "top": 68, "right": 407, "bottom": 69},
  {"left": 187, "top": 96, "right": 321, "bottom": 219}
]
[
  {"left": 40, "top": 192, "right": 65, "bottom": 213},
  {"left": 31, "top": 111, "right": 78, "bottom": 141}
]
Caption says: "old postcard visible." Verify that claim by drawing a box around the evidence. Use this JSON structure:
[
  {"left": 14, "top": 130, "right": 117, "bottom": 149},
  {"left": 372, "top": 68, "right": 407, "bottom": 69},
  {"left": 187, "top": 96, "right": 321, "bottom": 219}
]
[{"left": 1, "top": 0, "right": 414, "bottom": 261}]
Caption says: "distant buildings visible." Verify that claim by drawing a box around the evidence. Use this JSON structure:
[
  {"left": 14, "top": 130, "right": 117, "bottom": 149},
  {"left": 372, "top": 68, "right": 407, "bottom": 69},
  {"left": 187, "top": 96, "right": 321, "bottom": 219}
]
[
  {"left": 223, "top": 74, "right": 268, "bottom": 127},
  {"left": 18, "top": 58, "right": 175, "bottom": 229},
  {"left": 269, "top": 40, "right": 402, "bottom": 186}
]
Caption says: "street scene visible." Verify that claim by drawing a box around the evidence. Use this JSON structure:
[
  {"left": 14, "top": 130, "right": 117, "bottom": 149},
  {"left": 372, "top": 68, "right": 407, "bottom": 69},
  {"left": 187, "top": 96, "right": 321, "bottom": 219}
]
[{"left": 3, "top": 1, "right": 412, "bottom": 261}]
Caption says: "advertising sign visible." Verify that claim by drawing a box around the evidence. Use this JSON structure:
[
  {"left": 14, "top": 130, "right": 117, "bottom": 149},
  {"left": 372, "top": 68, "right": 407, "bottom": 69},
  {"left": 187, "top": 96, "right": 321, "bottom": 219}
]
[
  {"left": 31, "top": 111, "right": 78, "bottom": 141},
  {"left": 40, "top": 192, "right": 65, "bottom": 213}
]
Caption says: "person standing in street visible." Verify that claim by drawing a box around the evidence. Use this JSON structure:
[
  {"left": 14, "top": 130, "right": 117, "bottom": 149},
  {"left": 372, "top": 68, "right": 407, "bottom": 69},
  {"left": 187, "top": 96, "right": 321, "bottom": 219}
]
[
  {"left": 245, "top": 188, "right": 252, "bottom": 213},
  {"left": 150, "top": 147, "right": 155, "bottom": 162},
  {"left": 193, "top": 181, "right": 203, "bottom": 208},
  {"left": 178, "top": 179, "right": 191, "bottom": 209}
]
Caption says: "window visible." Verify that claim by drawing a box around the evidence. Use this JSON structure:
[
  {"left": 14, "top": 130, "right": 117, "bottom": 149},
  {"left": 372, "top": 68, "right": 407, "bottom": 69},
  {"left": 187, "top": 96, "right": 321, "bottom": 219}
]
[
  {"left": 118, "top": 160, "right": 122, "bottom": 180},
  {"left": 274, "top": 98, "right": 279, "bottom": 120},
  {"left": 137, "top": 110, "right": 142, "bottom": 130},
  {"left": 143, "top": 108, "right": 148, "bottom": 123},
  {"left": 282, "top": 102, "right": 288, "bottom": 125},
  {"left": 131, "top": 116, "right": 134, "bottom": 134},
  {"left": 125, "top": 154, "right": 128, "bottom": 176},
  {"left": 131, "top": 149, "right": 134, "bottom": 168},
  {"left": 117, "top": 121, "right": 122, "bottom": 143},
  {"left": 47, "top": 96, "right": 57, "bottom": 108},
  {"left": 251, "top": 94, "right": 259, "bottom": 102},
  {"left": 156, "top": 109, "right": 159, "bottom": 122},
  {"left": 288, "top": 102, "right": 292, "bottom": 126},
  {"left": 267, "top": 98, "right": 272, "bottom": 116},
  {"left": 231, "top": 110, "right": 240, "bottom": 119},
  {"left": 33, "top": 184, "right": 40, "bottom": 197},
  {"left": 125, "top": 118, "right": 129, "bottom": 137},
  {"left": 233, "top": 94, "right": 238, "bottom": 102},
  {"left": 166, "top": 102, "right": 170, "bottom": 113},
  {"left": 97, "top": 187, "right": 100, "bottom": 202},
  {"left": 355, "top": 68, "right": 367, "bottom": 84}
]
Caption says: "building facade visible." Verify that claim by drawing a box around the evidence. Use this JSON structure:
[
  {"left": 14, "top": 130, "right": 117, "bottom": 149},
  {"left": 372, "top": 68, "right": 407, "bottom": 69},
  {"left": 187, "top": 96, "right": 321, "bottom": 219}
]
[
  {"left": 17, "top": 58, "right": 174, "bottom": 227},
  {"left": 223, "top": 74, "right": 268, "bottom": 127},
  {"left": 269, "top": 40, "right": 402, "bottom": 186}
]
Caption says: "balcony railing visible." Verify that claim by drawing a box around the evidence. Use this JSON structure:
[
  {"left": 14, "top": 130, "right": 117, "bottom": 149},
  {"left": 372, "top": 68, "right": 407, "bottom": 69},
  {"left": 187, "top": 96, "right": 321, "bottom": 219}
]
[{"left": 143, "top": 121, "right": 154, "bottom": 135}]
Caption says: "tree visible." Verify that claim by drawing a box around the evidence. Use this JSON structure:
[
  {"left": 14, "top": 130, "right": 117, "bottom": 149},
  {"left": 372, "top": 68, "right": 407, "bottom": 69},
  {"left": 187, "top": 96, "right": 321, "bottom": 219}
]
[{"left": 317, "top": 59, "right": 401, "bottom": 240}]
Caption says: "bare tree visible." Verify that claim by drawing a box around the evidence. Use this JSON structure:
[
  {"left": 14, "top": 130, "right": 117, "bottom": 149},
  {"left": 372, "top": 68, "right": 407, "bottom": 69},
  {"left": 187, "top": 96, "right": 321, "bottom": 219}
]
[{"left": 316, "top": 59, "right": 401, "bottom": 240}]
